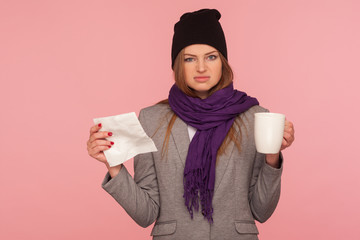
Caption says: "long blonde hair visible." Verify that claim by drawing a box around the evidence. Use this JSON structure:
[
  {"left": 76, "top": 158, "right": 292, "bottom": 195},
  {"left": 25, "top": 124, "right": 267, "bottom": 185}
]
[{"left": 158, "top": 48, "right": 246, "bottom": 159}]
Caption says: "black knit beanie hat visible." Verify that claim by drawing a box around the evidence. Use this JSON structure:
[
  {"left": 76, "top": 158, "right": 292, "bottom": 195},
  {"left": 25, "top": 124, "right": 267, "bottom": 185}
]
[{"left": 171, "top": 9, "right": 228, "bottom": 68}]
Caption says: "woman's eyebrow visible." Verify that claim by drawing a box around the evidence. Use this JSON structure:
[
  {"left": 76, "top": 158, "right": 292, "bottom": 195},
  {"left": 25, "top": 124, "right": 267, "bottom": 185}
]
[
  {"left": 204, "top": 51, "right": 218, "bottom": 55},
  {"left": 184, "top": 51, "right": 218, "bottom": 57}
]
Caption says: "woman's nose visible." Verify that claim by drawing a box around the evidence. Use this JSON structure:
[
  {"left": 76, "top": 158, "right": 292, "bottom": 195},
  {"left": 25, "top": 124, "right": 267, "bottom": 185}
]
[{"left": 196, "top": 59, "right": 206, "bottom": 72}]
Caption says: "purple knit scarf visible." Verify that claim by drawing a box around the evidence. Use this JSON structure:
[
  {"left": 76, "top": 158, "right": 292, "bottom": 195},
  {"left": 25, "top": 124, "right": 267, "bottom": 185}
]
[{"left": 168, "top": 83, "right": 259, "bottom": 222}]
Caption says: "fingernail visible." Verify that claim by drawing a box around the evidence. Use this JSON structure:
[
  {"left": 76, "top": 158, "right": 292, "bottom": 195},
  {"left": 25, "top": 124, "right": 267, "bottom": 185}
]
[
  {"left": 111, "top": 141, "right": 114, "bottom": 145},
  {"left": 108, "top": 132, "right": 112, "bottom": 136},
  {"left": 108, "top": 145, "right": 111, "bottom": 148},
  {"left": 98, "top": 123, "right": 102, "bottom": 127}
]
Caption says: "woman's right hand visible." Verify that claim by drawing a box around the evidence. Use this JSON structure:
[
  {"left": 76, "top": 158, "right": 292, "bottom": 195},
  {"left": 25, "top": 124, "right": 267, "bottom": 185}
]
[
  {"left": 87, "top": 123, "right": 113, "bottom": 164},
  {"left": 87, "top": 123, "right": 122, "bottom": 177}
]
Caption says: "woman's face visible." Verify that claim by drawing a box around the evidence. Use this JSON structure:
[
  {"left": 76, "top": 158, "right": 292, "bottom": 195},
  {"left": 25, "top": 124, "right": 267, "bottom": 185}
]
[{"left": 183, "top": 44, "right": 222, "bottom": 99}]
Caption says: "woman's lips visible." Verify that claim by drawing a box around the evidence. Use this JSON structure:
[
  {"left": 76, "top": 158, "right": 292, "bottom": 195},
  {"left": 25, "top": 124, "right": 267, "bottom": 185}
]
[{"left": 194, "top": 76, "right": 210, "bottom": 82}]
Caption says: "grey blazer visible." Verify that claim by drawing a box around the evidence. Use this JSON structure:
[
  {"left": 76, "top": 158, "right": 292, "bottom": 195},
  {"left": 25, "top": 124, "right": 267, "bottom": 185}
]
[{"left": 102, "top": 104, "right": 283, "bottom": 240}]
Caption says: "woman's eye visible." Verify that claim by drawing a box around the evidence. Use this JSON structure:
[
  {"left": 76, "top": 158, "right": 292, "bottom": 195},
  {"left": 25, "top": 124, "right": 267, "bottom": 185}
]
[
  {"left": 207, "top": 55, "right": 218, "bottom": 61},
  {"left": 184, "top": 57, "right": 195, "bottom": 62}
]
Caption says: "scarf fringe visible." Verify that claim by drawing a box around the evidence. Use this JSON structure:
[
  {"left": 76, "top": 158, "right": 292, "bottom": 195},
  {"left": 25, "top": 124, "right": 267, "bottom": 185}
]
[{"left": 183, "top": 168, "right": 214, "bottom": 223}]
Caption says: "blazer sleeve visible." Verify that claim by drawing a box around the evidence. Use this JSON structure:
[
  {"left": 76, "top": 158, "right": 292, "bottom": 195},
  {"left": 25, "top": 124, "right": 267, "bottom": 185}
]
[
  {"left": 101, "top": 109, "right": 160, "bottom": 228},
  {"left": 248, "top": 151, "right": 283, "bottom": 223}
]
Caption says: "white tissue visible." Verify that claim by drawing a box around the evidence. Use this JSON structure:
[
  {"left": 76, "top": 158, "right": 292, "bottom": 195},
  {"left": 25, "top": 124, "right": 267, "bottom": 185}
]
[{"left": 93, "top": 112, "right": 158, "bottom": 167}]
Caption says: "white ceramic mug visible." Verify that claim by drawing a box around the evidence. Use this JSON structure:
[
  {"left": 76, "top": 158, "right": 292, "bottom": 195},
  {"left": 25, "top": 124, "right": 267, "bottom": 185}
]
[{"left": 254, "top": 112, "right": 285, "bottom": 154}]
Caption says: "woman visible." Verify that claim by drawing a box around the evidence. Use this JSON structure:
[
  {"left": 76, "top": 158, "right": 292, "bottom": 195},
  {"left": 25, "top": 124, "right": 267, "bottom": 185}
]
[{"left": 87, "top": 9, "right": 295, "bottom": 239}]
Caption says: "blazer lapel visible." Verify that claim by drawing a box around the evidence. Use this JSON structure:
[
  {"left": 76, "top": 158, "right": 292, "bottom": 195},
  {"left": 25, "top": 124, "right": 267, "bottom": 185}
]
[
  {"left": 214, "top": 139, "right": 235, "bottom": 193},
  {"left": 170, "top": 116, "right": 190, "bottom": 167}
]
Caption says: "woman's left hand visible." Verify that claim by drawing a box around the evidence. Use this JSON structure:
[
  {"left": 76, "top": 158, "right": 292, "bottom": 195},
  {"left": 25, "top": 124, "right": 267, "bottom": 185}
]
[
  {"left": 280, "top": 120, "right": 295, "bottom": 151},
  {"left": 265, "top": 119, "right": 295, "bottom": 168}
]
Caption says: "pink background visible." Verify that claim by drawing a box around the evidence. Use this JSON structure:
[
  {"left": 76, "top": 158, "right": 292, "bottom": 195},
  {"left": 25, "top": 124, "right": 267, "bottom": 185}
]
[{"left": 1, "top": 0, "right": 359, "bottom": 239}]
